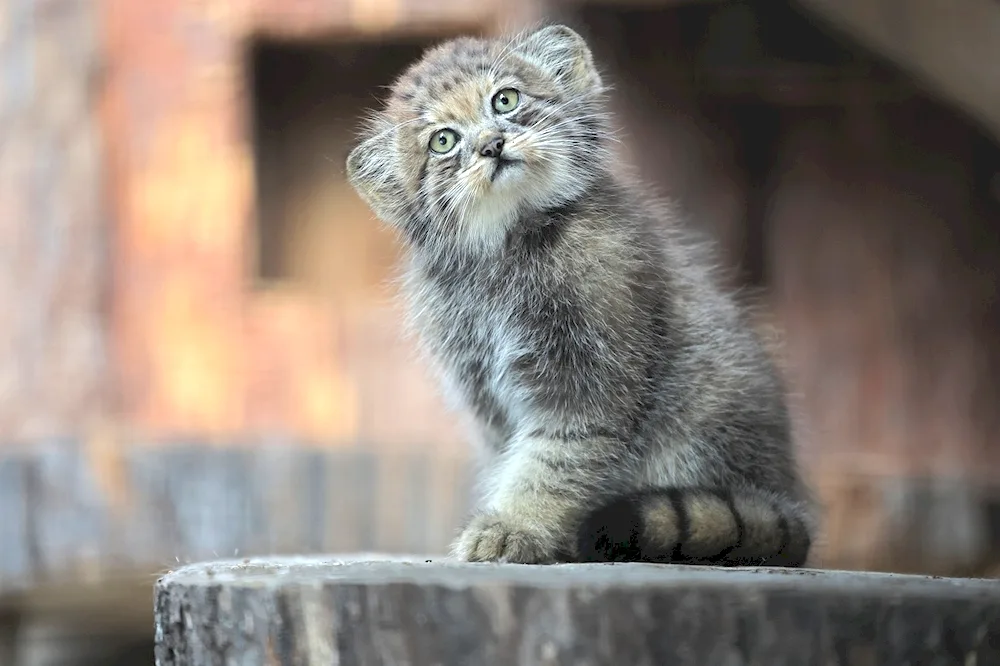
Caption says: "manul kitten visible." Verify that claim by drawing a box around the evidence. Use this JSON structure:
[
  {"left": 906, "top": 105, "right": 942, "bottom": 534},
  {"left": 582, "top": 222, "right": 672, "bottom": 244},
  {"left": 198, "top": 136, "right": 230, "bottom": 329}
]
[{"left": 346, "top": 24, "right": 815, "bottom": 566}]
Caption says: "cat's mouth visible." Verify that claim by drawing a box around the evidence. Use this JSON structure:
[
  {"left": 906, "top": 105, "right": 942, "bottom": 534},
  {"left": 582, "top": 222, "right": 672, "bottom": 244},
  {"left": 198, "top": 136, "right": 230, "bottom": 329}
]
[{"left": 489, "top": 158, "right": 522, "bottom": 183}]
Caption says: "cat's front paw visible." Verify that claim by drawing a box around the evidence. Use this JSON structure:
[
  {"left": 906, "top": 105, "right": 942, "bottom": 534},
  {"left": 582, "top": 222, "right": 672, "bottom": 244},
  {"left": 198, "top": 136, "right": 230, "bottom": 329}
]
[{"left": 453, "top": 512, "right": 557, "bottom": 564}]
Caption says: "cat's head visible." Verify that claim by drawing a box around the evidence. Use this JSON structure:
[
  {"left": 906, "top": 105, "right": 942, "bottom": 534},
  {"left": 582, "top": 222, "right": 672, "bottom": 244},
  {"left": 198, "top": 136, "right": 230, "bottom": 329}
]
[{"left": 346, "top": 24, "right": 611, "bottom": 253}]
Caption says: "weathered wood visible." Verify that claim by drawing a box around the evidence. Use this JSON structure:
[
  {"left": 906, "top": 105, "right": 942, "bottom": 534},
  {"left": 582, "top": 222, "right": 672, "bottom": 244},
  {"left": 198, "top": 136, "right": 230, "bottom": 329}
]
[
  {"left": 154, "top": 555, "right": 1000, "bottom": 666},
  {"left": 0, "top": 445, "right": 475, "bottom": 595}
]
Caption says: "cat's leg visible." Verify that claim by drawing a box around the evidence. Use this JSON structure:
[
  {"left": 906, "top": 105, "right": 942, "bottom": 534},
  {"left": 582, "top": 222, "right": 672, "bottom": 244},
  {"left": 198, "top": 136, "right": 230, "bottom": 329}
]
[{"left": 453, "top": 432, "right": 633, "bottom": 564}]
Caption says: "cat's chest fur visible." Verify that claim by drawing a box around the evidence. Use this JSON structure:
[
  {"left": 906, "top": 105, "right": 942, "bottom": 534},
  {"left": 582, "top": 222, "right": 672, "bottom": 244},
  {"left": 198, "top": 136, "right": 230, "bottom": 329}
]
[{"left": 403, "top": 249, "right": 554, "bottom": 442}]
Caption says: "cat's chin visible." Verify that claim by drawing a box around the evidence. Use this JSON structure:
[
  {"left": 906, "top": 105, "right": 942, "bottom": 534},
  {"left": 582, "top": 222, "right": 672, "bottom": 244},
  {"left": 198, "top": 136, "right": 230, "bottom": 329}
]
[{"left": 489, "top": 158, "right": 523, "bottom": 183}]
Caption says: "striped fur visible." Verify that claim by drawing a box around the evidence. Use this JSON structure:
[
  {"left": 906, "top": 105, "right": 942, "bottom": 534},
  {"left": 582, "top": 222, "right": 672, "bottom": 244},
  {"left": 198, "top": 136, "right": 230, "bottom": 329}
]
[
  {"left": 346, "top": 24, "right": 816, "bottom": 567},
  {"left": 578, "top": 487, "right": 812, "bottom": 566}
]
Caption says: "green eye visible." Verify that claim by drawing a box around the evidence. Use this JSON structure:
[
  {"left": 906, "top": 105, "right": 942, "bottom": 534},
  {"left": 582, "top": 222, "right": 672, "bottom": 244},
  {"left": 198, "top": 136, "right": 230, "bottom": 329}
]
[
  {"left": 429, "top": 129, "right": 459, "bottom": 154},
  {"left": 492, "top": 88, "right": 520, "bottom": 114}
]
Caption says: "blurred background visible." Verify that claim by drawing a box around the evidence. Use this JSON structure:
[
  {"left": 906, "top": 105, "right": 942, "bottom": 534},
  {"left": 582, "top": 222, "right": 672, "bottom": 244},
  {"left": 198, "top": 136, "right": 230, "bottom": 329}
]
[{"left": 2, "top": 0, "right": 1000, "bottom": 663}]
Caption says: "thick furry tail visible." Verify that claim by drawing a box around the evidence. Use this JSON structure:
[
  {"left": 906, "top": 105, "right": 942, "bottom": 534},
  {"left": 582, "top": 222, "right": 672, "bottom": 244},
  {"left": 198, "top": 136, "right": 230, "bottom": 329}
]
[{"left": 576, "top": 486, "right": 812, "bottom": 567}]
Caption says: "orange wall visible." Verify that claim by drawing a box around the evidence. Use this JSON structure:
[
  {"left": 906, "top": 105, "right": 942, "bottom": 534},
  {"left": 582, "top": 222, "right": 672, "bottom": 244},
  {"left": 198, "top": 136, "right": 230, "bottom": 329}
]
[{"left": 101, "top": 0, "right": 519, "bottom": 442}]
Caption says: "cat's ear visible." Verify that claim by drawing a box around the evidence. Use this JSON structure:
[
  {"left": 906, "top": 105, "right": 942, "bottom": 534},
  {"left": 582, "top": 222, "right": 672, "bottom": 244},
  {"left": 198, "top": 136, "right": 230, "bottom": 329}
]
[
  {"left": 346, "top": 116, "right": 409, "bottom": 227},
  {"left": 516, "top": 24, "right": 602, "bottom": 95}
]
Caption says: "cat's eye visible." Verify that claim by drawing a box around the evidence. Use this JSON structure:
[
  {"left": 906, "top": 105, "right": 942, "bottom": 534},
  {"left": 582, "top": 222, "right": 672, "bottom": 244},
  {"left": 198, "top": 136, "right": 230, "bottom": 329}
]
[
  {"left": 492, "top": 88, "right": 520, "bottom": 114},
  {"left": 429, "top": 129, "right": 459, "bottom": 154}
]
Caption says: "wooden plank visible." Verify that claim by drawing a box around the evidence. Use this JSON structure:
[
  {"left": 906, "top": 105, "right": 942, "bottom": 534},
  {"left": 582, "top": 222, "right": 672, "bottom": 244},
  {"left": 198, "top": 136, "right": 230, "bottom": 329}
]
[{"left": 0, "top": 455, "right": 32, "bottom": 587}]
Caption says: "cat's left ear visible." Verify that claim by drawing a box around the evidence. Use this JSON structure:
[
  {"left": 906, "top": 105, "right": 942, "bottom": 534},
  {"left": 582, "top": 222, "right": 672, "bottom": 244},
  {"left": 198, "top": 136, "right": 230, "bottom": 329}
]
[
  {"left": 515, "top": 24, "right": 602, "bottom": 95},
  {"left": 346, "top": 116, "right": 409, "bottom": 228}
]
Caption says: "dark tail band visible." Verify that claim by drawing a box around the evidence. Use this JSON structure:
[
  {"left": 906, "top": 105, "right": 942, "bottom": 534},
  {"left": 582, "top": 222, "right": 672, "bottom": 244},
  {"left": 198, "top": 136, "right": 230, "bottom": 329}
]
[{"left": 576, "top": 486, "right": 812, "bottom": 567}]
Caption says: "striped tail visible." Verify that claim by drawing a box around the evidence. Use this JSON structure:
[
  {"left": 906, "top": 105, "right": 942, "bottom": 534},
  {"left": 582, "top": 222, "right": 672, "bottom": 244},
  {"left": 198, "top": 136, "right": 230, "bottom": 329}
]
[{"left": 576, "top": 486, "right": 813, "bottom": 566}]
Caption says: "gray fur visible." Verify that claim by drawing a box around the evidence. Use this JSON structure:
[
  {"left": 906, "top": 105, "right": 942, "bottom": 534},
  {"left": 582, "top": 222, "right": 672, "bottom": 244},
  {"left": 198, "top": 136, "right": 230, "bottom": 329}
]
[{"left": 346, "top": 24, "right": 815, "bottom": 565}]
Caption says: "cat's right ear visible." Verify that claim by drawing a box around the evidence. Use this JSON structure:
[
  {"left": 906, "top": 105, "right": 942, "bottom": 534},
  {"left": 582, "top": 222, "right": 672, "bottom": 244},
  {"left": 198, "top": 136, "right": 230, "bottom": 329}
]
[{"left": 346, "top": 118, "right": 409, "bottom": 227}]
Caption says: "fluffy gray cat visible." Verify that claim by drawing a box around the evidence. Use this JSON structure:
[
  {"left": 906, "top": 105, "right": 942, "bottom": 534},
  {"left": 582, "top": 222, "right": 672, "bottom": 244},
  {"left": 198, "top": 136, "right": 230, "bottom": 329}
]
[{"left": 346, "top": 23, "right": 815, "bottom": 565}]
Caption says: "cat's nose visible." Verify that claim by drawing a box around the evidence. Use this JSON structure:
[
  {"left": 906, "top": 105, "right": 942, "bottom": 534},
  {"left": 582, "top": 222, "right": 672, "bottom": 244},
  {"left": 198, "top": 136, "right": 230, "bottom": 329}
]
[{"left": 478, "top": 133, "right": 505, "bottom": 158}]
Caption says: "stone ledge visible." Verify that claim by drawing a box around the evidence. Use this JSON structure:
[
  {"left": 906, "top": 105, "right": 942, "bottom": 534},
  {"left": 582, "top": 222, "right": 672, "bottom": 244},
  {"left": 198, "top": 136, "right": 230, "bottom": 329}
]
[{"left": 154, "top": 555, "right": 1000, "bottom": 666}]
